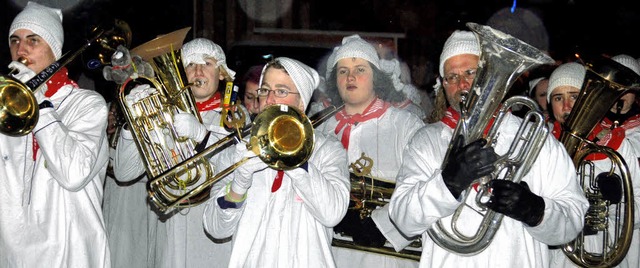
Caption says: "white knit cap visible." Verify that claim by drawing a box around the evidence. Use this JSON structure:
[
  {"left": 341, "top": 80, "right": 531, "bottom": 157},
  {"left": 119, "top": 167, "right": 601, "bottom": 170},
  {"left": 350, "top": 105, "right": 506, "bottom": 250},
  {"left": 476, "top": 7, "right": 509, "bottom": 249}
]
[
  {"left": 612, "top": 54, "right": 640, "bottom": 76},
  {"left": 326, "top": 34, "right": 380, "bottom": 77},
  {"left": 439, "top": 30, "right": 480, "bottom": 77},
  {"left": 9, "top": 2, "right": 64, "bottom": 60},
  {"left": 181, "top": 38, "right": 236, "bottom": 80},
  {"left": 260, "top": 57, "right": 320, "bottom": 109},
  {"left": 547, "top": 62, "right": 585, "bottom": 102},
  {"left": 528, "top": 77, "right": 545, "bottom": 96}
]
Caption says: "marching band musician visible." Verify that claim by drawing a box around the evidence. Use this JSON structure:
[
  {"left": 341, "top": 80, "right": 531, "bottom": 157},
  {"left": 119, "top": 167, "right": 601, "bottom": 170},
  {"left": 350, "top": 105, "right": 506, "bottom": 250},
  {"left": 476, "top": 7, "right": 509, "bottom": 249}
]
[
  {"left": 0, "top": 2, "right": 111, "bottom": 267},
  {"left": 202, "top": 57, "right": 350, "bottom": 268},
  {"left": 388, "top": 30, "right": 589, "bottom": 267},
  {"left": 546, "top": 60, "right": 640, "bottom": 268},
  {"left": 113, "top": 38, "right": 238, "bottom": 267},
  {"left": 316, "top": 34, "right": 425, "bottom": 267}
]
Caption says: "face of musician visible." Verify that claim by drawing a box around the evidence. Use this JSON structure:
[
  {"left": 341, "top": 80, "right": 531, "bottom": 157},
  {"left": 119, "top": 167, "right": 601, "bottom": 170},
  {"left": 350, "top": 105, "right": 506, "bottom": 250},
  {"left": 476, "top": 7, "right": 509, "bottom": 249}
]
[
  {"left": 9, "top": 29, "right": 56, "bottom": 74},
  {"left": 243, "top": 80, "right": 260, "bottom": 115},
  {"left": 335, "top": 57, "right": 376, "bottom": 114},
  {"left": 549, "top": 86, "right": 580, "bottom": 123},
  {"left": 442, "top": 54, "right": 480, "bottom": 111},
  {"left": 611, "top": 92, "right": 636, "bottom": 114},
  {"left": 257, "top": 66, "right": 304, "bottom": 112},
  {"left": 185, "top": 57, "right": 225, "bottom": 102}
]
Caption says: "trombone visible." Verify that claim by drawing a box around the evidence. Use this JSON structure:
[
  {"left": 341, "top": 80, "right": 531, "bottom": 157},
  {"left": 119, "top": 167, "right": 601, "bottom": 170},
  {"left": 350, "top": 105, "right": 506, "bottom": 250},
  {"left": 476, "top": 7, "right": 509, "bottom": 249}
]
[{"left": 148, "top": 103, "right": 343, "bottom": 214}]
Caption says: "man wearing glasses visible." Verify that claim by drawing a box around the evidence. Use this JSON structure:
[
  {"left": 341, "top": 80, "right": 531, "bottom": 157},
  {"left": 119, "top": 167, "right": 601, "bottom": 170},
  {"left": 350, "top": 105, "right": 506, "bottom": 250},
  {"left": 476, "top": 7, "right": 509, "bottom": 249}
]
[{"left": 389, "top": 30, "right": 588, "bottom": 267}]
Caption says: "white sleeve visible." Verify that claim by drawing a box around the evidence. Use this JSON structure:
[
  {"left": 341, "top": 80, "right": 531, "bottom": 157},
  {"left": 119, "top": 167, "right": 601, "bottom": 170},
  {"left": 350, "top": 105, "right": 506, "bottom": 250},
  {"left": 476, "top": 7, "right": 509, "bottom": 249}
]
[
  {"left": 113, "top": 128, "right": 146, "bottom": 182},
  {"left": 34, "top": 92, "right": 109, "bottom": 191},
  {"left": 389, "top": 125, "right": 462, "bottom": 237}
]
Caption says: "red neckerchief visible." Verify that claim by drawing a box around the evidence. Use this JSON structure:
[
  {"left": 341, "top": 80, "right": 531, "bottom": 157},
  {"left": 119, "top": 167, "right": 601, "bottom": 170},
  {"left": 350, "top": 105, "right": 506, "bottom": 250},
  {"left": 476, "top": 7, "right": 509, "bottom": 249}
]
[
  {"left": 33, "top": 67, "right": 78, "bottom": 160},
  {"left": 334, "top": 98, "right": 390, "bottom": 149},
  {"left": 196, "top": 91, "right": 221, "bottom": 112},
  {"left": 440, "top": 106, "right": 495, "bottom": 136},
  {"left": 552, "top": 120, "right": 625, "bottom": 161},
  {"left": 272, "top": 170, "right": 284, "bottom": 192}
]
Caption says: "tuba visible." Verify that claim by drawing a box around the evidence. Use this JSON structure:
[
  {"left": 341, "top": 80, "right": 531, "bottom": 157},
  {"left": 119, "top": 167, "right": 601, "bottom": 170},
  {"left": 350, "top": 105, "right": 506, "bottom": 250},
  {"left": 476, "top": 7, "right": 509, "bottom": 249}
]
[
  {"left": 0, "top": 20, "right": 131, "bottom": 136},
  {"left": 426, "top": 22, "right": 555, "bottom": 255},
  {"left": 558, "top": 56, "right": 638, "bottom": 268},
  {"left": 116, "top": 27, "right": 216, "bottom": 210},
  {"left": 148, "top": 104, "right": 342, "bottom": 214}
]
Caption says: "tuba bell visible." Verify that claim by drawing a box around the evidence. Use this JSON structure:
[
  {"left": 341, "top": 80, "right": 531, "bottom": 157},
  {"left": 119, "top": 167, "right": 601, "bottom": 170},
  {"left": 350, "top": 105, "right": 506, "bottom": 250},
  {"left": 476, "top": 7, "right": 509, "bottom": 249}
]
[
  {"left": 426, "top": 22, "right": 555, "bottom": 255},
  {"left": 0, "top": 20, "right": 131, "bottom": 136},
  {"left": 115, "top": 27, "right": 217, "bottom": 211},
  {"left": 558, "top": 55, "right": 638, "bottom": 268}
]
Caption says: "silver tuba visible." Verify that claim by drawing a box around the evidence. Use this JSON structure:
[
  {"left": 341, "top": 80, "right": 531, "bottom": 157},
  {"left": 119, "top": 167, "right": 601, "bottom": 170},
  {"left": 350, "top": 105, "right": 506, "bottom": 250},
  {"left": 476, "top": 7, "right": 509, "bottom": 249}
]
[
  {"left": 426, "top": 22, "right": 555, "bottom": 255},
  {"left": 559, "top": 56, "right": 638, "bottom": 268}
]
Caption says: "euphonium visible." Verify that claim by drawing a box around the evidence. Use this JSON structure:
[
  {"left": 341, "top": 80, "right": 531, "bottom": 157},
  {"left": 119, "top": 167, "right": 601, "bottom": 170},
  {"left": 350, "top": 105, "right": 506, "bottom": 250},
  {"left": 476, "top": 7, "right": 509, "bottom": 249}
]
[
  {"left": 0, "top": 20, "right": 131, "bottom": 136},
  {"left": 116, "top": 27, "right": 216, "bottom": 211},
  {"left": 148, "top": 104, "right": 342, "bottom": 214},
  {"left": 559, "top": 56, "right": 638, "bottom": 268},
  {"left": 426, "top": 22, "right": 555, "bottom": 255}
]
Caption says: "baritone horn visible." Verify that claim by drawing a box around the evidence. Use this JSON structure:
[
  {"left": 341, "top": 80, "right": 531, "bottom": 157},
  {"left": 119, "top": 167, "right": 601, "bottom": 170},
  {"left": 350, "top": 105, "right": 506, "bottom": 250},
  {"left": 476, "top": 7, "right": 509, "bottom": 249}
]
[
  {"left": 148, "top": 104, "right": 343, "bottom": 214},
  {"left": 426, "top": 22, "right": 555, "bottom": 255},
  {"left": 558, "top": 56, "right": 638, "bottom": 268},
  {"left": 0, "top": 19, "right": 131, "bottom": 136},
  {"left": 116, "top": 27, "right": 218, "bottom": 210}
]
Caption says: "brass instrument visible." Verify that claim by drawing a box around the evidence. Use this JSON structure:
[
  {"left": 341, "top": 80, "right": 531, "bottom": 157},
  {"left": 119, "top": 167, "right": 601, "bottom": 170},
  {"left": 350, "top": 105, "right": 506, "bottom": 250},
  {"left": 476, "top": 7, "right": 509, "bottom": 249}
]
[
  {"left": 148, "top": 104, "right": 343, "bottom": 214},
  {"left": 559, "top": 56, "right": 639, "bottom": 268},
  {"left": 332, "top": 152, "right": 422, "bottom": 260},
  {"left": 0, "top": 20, "right": 131, "bottom": 136},
  {"left": 115, "top": 27, "right": 218, "bottom": 210},
  {"left": 426, "top": 22, "right": 555, "bottom": 255}
]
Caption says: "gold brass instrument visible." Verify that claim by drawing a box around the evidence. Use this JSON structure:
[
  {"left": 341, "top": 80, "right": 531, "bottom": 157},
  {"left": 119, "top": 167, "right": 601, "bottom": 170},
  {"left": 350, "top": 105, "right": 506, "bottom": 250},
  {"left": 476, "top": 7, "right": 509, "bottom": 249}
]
[
  {"left": 426, "top": 22, "right": 555, "bottom": 255},
  {"left": 0, "top": 20, "right": 131, "bottom": 136},
  {"left": 332, "top": 152, "right": 422, "bottom": 260},
  {"left": 558, "top": 56, "right": 639, "bottom": 268},
  {"left": 115, "top": 27, "right": 219, "bottom": 210},
  {"left": 148, "top": 104, "right": 343, "bottom": 214}
]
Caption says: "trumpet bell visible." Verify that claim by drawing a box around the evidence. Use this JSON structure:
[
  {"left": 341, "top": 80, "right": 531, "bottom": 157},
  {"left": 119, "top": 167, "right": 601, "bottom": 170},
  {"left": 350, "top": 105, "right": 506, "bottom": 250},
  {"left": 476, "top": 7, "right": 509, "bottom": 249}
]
[
  {"left": 250, "top": 104, "right": 314, "bottom": 170},
  {"left": 0, "top": 78, "right": 38, "bottom": 136}
]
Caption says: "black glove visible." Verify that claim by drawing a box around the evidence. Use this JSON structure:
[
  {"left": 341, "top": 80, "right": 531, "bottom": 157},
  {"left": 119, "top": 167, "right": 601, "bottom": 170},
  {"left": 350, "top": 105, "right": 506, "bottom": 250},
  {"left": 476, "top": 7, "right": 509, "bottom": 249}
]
[
  {"left": 352, "top": 216, "right": 386, "bottom": 248},
  {"left": 441, "top": 136, "right": 498, "bottom": 199},
  {"left": 486, "top": 180, "right": 545, "bottom": 227},
  {"left": 597, "top": 172, "right": 623, "bottom": 204}
]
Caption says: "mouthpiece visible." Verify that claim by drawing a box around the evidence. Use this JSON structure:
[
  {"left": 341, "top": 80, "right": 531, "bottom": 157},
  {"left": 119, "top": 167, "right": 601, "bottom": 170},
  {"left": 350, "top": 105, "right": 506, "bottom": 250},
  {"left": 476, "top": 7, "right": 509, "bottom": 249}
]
[{"left": 192, "top": 79, "right": 207, "bottom": 87}]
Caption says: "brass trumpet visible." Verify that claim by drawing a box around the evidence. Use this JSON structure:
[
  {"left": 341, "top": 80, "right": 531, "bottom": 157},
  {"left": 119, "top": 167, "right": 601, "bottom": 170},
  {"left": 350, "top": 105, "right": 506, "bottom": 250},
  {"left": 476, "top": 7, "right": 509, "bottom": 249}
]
[{"left": 0, "top": 20, "right": 131, "bottom": 136}]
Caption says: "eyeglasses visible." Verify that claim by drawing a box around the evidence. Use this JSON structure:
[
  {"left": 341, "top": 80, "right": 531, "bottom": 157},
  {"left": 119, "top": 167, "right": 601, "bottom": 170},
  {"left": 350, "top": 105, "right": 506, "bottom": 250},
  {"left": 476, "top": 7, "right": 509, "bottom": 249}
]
[
  {"left": 443, "top": 68, "right": 477, "bottom": 85},
  {"left": 256, "top": 88, "right": 300, "bottom": 98}
]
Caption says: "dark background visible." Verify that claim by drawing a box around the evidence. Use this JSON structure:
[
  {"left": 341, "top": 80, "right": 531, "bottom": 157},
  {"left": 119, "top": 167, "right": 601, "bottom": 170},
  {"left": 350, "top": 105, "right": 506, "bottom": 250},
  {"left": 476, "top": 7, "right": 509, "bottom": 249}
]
[{"left": 1, "top": 0, "right": 639, "bottom": 102}]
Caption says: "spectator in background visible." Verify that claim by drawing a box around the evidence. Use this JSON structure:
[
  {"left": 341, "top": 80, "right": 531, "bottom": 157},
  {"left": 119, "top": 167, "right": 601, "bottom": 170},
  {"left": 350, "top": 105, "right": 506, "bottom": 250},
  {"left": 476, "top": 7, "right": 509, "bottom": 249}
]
[{"left": 240, "top": 64, "right": 264, "bottom": 118}]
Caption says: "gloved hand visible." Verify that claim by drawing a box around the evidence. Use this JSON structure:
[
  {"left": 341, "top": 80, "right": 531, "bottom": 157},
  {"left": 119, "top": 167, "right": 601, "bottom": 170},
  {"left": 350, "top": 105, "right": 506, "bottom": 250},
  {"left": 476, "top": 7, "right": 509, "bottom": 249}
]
[
  {"left": 173, "top": 111, "right": 208, "bottom": 142},
  {"left": 596, "top": 172, "right": 623, "bottom": 204},
  {"left": 230, "top": 142, "right": 267, "bottom": 195},
  {"left": 124, "top": 84, "right": 157, "bottom": 111},
  {"left": 486, "top": 180, "right": 545, "bottom": 227},
  {"left": 441, "top": 136, "right": 498, "bottom": 199},
  {"left": 352, "top": 216, "right": 386, "bottom": 248},
  {"left": 8, "top": 60, "right": 36, "bottom": 83}
]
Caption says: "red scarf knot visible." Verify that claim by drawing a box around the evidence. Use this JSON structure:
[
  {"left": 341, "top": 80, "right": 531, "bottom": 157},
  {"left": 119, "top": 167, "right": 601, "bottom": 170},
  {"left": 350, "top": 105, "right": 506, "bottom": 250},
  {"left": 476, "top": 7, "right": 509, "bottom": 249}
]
[
  {"left": 196, "top": 91, "right": 222, "bottom": 112},
  {"left": 334, "top": 98, "right": 390, "bottom": 149}
]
